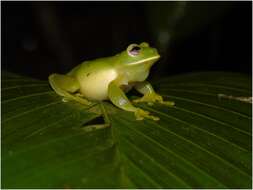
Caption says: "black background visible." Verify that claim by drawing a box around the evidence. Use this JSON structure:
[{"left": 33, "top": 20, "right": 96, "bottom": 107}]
[{"left": 2, "top": 2, "right": 252, "bottom": 80}]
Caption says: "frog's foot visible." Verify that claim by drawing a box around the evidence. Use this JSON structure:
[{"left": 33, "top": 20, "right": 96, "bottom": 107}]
[
  {"left": 76, "top": 93, "right": 84, "bottom": 97},
  {"left": 133, "top": 93, "right": 175, "bottom": 106},
  {"left": 134, "top": 108, "right": 159, "bottom": 121}
]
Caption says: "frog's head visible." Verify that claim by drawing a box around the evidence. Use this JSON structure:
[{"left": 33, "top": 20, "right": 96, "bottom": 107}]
[{"left": 116, "top": 42, "right": 160, "bottom": 69}]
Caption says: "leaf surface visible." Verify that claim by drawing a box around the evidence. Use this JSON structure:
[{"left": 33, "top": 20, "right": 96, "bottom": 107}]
[{"left": 2, "top": 72, "right": 252, "bottom": 188}]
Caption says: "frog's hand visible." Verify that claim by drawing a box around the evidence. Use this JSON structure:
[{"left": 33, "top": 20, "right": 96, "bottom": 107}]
[
  {"left": 108, "top": 80, "right": 159, "bottom": 121},
  {"left": 49, "top": 74, "right": 91, "bottom": 105},
  {"left": 133, "top": 81, "right": 175, "bottom": 106}
]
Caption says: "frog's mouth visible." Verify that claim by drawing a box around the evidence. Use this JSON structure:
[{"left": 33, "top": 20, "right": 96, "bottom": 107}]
[{"left": 129, "top": 55, "right": 160, "bottom": 65}]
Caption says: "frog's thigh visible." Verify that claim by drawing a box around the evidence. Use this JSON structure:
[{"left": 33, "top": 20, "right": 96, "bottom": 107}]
[
  {"left": 49, "top": 74, "right": 92, "bottom": 105},
  {"left": 49, "top": 74, "right": 80, "bottom": 96}
]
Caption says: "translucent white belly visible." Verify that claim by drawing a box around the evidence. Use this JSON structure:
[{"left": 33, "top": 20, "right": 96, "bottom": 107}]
[{"left": 78, "top": 69, "right": 118, "bottom": 100}]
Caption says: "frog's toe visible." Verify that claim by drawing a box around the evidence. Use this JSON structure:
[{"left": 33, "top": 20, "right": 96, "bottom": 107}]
[
  {"left": 149, "top": 115, "right": 160, "bottom": 121},
  {"left": 147, "top": 102, "right": 154, "bottom": 106},
  {"left": 62, "top": 97, "right": 69, "bottom": 102},
  {"left": 159, "top": 100, "right": 175, "bottom": 106},
  {"left": 133, "top": 98, "right": 144, "bottom": 103},
  {"left": 134, "top": 108, "right": 159, "bottom": 121}
]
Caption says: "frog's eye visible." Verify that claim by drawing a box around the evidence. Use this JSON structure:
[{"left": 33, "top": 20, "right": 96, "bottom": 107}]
[
  {"left": 127, "top": 44, "right": 141, "bottom": 57},
  {"left": 140, "top": 42, "right": 149, "bottom": 47}
]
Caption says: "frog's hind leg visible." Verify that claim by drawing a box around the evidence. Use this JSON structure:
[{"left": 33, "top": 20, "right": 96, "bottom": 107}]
[
  {"left": 49, "top": 73, "right": 92, "bottom": 105},
  {"left": 81, "top": 103, "right": 112, "bottom": 133}
]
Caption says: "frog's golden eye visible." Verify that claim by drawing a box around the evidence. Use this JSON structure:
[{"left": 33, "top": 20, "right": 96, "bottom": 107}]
[{"left": 127, "top": 44, "right": 141, "bottom": 57}]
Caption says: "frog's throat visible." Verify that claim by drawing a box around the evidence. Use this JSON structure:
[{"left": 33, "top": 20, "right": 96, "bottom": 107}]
[{"left": 128, "top": 55, "right": 160, "bottom": 65}]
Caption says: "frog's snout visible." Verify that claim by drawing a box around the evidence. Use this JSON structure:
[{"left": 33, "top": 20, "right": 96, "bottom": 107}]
[{"left": 150, "top": 48, "right": 159, "bottom": 56}]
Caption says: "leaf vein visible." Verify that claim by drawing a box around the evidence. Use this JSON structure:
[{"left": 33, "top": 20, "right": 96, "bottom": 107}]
[
  {"left": 145, "top": 105, "right": 249, "bottom": 152},
  {"left": 162, "top": 94, "right": 251, "bottom": 119},
  {"left": 145, "top": 115, "right": 251, "bottom": 178},
  {"left": 122, "top": 137, "right": 191, "bottom": 187},
  {"left": 121, "top": 154, "right": 162, "bottom": 188},
  {"left": 118, "top": 115, "right": 249, "bottom": 185},
  {"left": 117, "top": 116, "right": 224, "bottom": 187},
  {"left": 160, "top": 83, "right": 250, "bottom": 93},
  {"left": 2, "top": 83, "right": 49, "bottom": 91},
  {"left": 2, "top": 100, "right": 62, "bottom": 123},
  {"left": 2, "top": 91, "right": 55, "bottom": 104}
]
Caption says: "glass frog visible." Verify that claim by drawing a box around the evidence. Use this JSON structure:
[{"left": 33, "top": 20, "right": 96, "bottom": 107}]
[{"left": 49, "top": 42, "right": 174, "bottom": 121}]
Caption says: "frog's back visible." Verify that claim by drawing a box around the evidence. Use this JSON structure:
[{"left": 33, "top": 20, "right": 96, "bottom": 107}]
[{"left": 70, "top": 57, "right": 118, "bottom": 100}]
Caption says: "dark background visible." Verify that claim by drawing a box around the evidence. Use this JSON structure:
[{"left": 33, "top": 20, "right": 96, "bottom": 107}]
[{"left": 2, "top": 1, "right": 252, "bottom": 80}]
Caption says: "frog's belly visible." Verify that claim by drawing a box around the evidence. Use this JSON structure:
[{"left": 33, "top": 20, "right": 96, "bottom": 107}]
[{"left": 78, "top": 69, "right": 118, "bottom": 100}]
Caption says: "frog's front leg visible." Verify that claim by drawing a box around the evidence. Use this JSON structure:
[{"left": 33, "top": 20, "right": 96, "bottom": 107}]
[
  {"left": 108, "top": 80, "right": 159, "bottom": 121},
  {"left": 133, "top": 81, "right": 175, "bottom": 106},
  {"left": 49, "top": 74, "right": 92, "bottom": 105}
]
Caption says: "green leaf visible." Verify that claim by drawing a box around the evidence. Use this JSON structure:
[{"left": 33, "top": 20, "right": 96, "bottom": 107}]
[{"left": 2, "top": 71, "right": 251, "bottom": 188}]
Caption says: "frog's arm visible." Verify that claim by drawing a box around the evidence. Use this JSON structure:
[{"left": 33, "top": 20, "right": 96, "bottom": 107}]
[
  {"left": 49, "top": 74, "right": 91, "bottom": 105},
  {"left": 108, "top": 80, "right": 159, "bottom": 120},
  {"left": 133, "top": 81, "right": 175, "bottom": 106}
]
